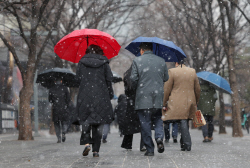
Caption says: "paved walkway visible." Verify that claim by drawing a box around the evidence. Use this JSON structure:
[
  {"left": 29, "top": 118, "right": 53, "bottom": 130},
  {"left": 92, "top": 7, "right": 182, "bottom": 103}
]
[{"left": 0, "top": 126, "right": 249, "bottom": 168}]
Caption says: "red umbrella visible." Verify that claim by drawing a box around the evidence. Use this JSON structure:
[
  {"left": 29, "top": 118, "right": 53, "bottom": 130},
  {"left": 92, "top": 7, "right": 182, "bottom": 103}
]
[{"left": 54, "top": 29, "right": 121, "bottom": 63}]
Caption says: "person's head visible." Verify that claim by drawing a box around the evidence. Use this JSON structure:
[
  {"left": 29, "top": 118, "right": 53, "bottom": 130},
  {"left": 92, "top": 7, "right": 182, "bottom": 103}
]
[
  {"left": 175, "top": 58, "right": 185, "bottom": 67},
  {"left": 139, "top": 42, "right": 153, "bottom": 55},
  {"left": 85, "top": 44, "right": 104, "bottom": 55}
]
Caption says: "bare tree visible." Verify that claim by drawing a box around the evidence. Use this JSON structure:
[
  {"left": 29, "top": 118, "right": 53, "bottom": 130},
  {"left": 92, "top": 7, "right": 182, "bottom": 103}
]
[
  {"left": 0, "top": 0, "right": 66, "bottom": 140},
  {"left": 218, "top": 0, "right": 243, "bottom": 137}
]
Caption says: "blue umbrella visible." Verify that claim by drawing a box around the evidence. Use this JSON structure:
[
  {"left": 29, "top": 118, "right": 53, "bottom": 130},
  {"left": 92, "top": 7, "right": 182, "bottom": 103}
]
[
  {"left": 197, "top": 71, "right": 232, "bottom": 94},
  {"left": 125, "top": 37, "right": 186, "bottom": 62}
]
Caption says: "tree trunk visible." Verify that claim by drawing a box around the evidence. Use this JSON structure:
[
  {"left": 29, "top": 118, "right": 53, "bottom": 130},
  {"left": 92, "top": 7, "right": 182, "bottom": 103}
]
[
  {"left": 227, "top": 0, "right": 243, "bottom": 137},
  {"left": 18, "top": 83, "right": 34, "bottom": 140},
  {"left": 219, "top": 92, "right": 227, "bottom": 134},
  {"left": 18, "top": 36, "right": 36, "bottom": 140},
  {"left": 228, "top": 53, "right": 243, "bottom": 137}
]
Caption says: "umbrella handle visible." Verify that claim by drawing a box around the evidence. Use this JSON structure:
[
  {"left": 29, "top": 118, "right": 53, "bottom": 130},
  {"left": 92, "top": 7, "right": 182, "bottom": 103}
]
[{"left": 87, "top": 35, "right": 88, "bottom": 47}]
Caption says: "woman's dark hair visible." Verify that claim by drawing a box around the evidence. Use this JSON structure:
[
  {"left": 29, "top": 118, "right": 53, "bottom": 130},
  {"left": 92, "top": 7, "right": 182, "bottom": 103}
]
[
  {"left": 85, "top": 44, "right": 104, "bottom": 55},
  {"left": 139, "top": 42, "right": 153, "bottom": 51}
]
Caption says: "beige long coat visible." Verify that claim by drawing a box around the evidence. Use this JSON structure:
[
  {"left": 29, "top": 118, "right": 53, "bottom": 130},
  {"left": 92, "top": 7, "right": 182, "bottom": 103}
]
[{"left": 162, "top": 65, "right": 201, "bottom": 121}]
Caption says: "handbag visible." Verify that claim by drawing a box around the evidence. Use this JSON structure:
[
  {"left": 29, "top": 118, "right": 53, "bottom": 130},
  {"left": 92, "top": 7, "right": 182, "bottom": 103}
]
[{"left": 193, "top": 110, "right": 206, "bottom": 128}]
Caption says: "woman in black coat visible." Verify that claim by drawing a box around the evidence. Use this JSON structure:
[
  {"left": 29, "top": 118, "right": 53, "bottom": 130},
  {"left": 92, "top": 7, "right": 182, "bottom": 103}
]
[
  {"left": 75, "top": 45, "right": 114, "bottom": 157},
  {"left": 115, "top": 67, "right": 145, "bottom": 151}
]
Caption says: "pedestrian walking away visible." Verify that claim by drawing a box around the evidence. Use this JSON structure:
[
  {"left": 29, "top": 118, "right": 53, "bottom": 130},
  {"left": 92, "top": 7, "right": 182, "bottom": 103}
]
[
  {"left": 162, "top": 59, "right": 200, "bottom": 151},
  {"left": 130, "top": 42, "right": 169, "bottom": 156},
  {"left": 198, "top": 80, "right": 217, "bottom": 142},
  {"left": 49, "top": 80, "right": 71, "bottom": 143},
  {"left": 75, "top": 45, "right": 114, "bottom": 157},
  {"left": 116, "top": 66, "right": 145, "bottom": 151}
]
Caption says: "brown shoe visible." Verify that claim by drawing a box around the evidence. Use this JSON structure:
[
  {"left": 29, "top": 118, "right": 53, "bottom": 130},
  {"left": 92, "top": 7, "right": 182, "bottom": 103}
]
[
  {"left": 208, "top": 137, "right": 213, "bottom": 141},
  {"left": 82, "top": 145, "right": 91, "bottom": 156},
  {"left": 203, "top": 137, "right": 211, "bottom": 143}
]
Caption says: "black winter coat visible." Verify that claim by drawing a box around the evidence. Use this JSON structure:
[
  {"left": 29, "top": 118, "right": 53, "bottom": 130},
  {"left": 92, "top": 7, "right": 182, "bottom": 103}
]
[
  {"left": 75, "top": 54, "right": 114, "bottom": 125},
  {"left": 115, "top": 67, "right": 141, "bottom": 135},
  {"left": 49, "top": 84, "right": 70, "bottom": 122}
]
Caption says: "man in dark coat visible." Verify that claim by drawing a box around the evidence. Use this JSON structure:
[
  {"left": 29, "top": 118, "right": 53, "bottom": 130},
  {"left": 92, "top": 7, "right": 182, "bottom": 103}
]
[
  {"left": 76, "top": 45, "right": 114, "bottom": 157},
  {"left": 49, "top": 80, "right": 70, "bottom": 143},
  {"left": 130, "top": 42, "right": 169, "bottom": 156}
]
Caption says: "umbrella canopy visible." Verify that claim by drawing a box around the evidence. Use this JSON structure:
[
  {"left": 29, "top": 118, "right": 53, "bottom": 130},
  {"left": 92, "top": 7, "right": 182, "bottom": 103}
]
[
  {"left": 112, "top": 71, "right": 122, "bottom": 83},
  {"left": 125, "top": 37, "right": 186, "bottom": 62},
  {"left": 36, "top": 68, "right": 77, "bottom": 88},
  {"left": 54, "top": 29, "right": 121, "bottom": 63},
  {"left": 197, "top": 71, "right": 232, "bottom": 94}
]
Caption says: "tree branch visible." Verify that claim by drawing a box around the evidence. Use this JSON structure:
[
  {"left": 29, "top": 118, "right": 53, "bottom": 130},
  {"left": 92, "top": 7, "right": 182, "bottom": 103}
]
[
  {"left": 230, "top": 0, "right": 250, "bottom": 24},
  {"left": 0, "top": 32, "right": 25, "bottom": 78},
  {"left": 35, "top": 0, "right": 66, "bottom": 68}
]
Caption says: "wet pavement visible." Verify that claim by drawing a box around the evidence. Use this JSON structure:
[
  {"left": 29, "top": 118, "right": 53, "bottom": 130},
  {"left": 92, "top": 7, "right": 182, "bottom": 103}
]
[{"left": 0, "top": 126, "right": 249, "bottom": 168}]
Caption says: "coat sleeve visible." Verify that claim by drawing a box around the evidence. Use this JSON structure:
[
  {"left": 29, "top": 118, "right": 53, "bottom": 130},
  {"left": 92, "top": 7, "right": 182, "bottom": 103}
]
[
  {"left": 194, "top": 72, "right": 201, "bottom": 104},
  {"left": 163, "top": 63, "right": 169, "bottom": 82},
  {"left": 105, "top": 63, "right": 114, "bottom": 100},
  {"left": 163, "top": 70, "right": 173, "bottom": 107},
  {"left": 130, "top": 60, "right": 139, "bottom": 89}
]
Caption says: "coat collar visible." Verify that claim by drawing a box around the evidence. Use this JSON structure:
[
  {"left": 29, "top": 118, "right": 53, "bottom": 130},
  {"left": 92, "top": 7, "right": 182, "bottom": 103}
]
[{"left": 177, "top": 64, "right": 186, "bottom": 68}]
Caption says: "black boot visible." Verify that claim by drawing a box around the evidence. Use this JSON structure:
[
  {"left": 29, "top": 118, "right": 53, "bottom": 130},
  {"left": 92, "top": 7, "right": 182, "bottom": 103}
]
[
  {"left": 62, "top": 134, "right": 66, "bottom": 142},
  {"left": 156, "top": 138, "right": 164, "bottom": 153}
]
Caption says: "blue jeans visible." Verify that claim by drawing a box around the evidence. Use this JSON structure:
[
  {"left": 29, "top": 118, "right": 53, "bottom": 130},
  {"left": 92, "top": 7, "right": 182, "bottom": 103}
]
[
  {"left": 137, "top": 108, "right": 164, "bottom": 153},
  {"left": 179, "top": 120, "right": 192, "bottom": 148},
  {"left": 164, "top": 122, "right": 178, "bottom": 140},
  {"left": 102, "top": 124, "right": 110, "bottom": 140}
]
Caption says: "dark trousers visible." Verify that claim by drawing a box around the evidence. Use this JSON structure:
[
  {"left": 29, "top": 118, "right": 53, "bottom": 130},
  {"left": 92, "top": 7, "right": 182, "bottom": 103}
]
[
  {"left": 137, "top": 108, "right": 164, "bottom": 153},
  {"left": 179, "top": 120, "right": 192, "bottom": 148},
  {"left": 102, "top": 124, "right": 110, "bottom": 140},
  {"left": 121, "top": 133, "right": 144, "bottom": 150},
  {"left": 80, "top": 124, "right": 104, "bottom": 152},
  {"left": 54, "top": 120, "right": 68, "bottom": 140},
  {"left": 164, "top": 121, "right": 178, "bottom": 140},
  {"left": 202, "top": 115, "right": 214, "bottom": 138}
]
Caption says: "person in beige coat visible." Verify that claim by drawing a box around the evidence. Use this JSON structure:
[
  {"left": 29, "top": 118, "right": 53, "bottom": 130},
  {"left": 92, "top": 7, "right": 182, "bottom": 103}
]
[{"left": 162, "top": 59, "right": 200, "bottom": 151}]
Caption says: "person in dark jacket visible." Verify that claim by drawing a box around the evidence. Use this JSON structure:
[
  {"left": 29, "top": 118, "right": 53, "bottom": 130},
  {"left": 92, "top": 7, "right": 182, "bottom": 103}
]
[
  {"left": 130, "top": 42, "right": 169, "bottom": 156},
  {"left": 115, "top": 67, "right": 145, "bottom": 151},
  {"left": 75, "top": 44, "right": 114, "bottom": 158},
  {"left": 198, "top": 80, "right": 217, "bottom": 142},
  {"left": 49, "top": 80, "right": 71, "bottom": 143}
]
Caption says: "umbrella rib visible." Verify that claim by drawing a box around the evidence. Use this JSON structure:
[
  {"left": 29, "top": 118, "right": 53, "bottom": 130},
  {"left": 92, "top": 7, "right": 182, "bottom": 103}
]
[
  {"left": 60, "top": 38, "right": 81, "bottom": 61},
  {"left": 74, "top": 38, "right": 87, "bottom": 63}
]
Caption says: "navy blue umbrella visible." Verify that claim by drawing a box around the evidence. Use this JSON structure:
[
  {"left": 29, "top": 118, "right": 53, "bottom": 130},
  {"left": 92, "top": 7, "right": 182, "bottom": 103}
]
[
  {"left": 125, "top": 37, "right": 186, "bottom": 62},
  {"left": 197, "top": 71, "right": 232, "bottom": 94}
]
